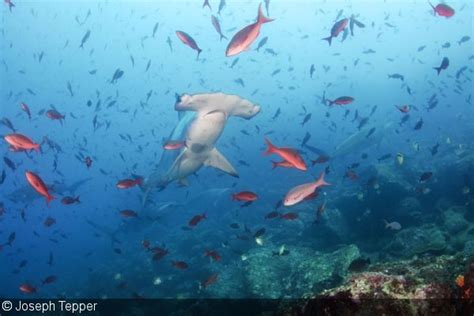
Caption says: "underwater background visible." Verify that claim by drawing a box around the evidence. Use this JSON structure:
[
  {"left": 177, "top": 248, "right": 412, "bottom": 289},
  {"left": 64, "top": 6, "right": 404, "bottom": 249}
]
[{"left": 0, "top": 0, "right": 473, "bottom": 303}]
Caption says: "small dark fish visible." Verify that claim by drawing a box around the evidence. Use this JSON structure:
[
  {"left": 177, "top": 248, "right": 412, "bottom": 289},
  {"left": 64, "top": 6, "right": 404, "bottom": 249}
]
[
  {"left": 256, "top": 36, "right": 268, "bottom": 52},
  {"left": 310, "top": 64, "right": 315, "bottom": 78},
  {"left": 166, "top": 36, "right": 173, "bottom": 51},
  {"left": 419, "top": 172, "right": 433, "bottom": 182},
  {"left": 301, "top": 113, "right": 311, "bottom": 126},
  {"left": 0, "top": 170, "right": 5, "bottom": 185},
  {"left": 301, "top": 132, "right": 311, "bottom": 146},
  {"left": 458, "top": 35, "right": 470, "bottom": 45},
  {"left": 218, "top": 0, "right": 226, "bottom": 14},
  {"left": 111, "top": 69, "right": 124, "bottom": 84},
  {"left": 272, "top": 108, "right": 281, "bottom": 120},
  {"left": 152, "top": 22, "right": 159, "bottom": 38},
  {"left": 377, "top": 153, "right": 392, "bottom": 162},
  {"left": 79, "top": 30, "right": 91, "bottom": 48},
  {"left": 230, "top": 57, "right": 239, "bottom": 68},
  {"left": 211, "top": 15, "right": 227, "bottom": 41},
  {"left": 388, "top": 73, "right": 404, "bottom": 81},
  {"left": 433, "top": 57, "right": 449, "bottom": 75},
  {"left": 348, "top": 257, "right": 370, "bottom": 272},
  {"left": 365, "top": 127, "right": 376, "bottom": 138},
  {"left": 430, "top": 143, "right": 439, "bottom": 156},
  {"left": 414, "top": 118, "right": 423, "bottom": 130},
  {"left": 417, "top": 45, "right": 426, "bottom": 52},
  {"left": 3, "top": 157, "right": 16, "bottom": 171},
  {"left": 253, "top": 228, "right": 266, "bottom": 238},
  {"left": 229, "top": 223, "right": 239, "bottom": 229}
]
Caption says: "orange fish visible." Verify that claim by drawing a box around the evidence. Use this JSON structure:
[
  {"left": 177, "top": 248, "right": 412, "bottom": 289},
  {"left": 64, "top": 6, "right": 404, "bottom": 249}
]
[
  {"left": 171, "top": 260, "right": 188, "bottom": 270},
  {"left": 116, "top": 177, "right": 142, "bottom": 189},
  {"left": 188, "top": 213, "right": 206, "bottom": 227},
  {"left": 61, "top": 196, "right": 80, "bottom": 205},
  {"left": 271, "top": 160, "right": 295, "bottom": 169},
  {"left": 204, "top": 250, "right": 221, "bottom": 262},
  {"left": 201, "top": 273, "right": 218, "bottom": 288},
  {"left": 455, "top": 275, "right": 464, "bottom": 288},
  {"left": 163, "top": 141, "right": 185, "bottom": 150},
  {"left": 119, "top": 210, "right": 138, "bottom": 218},
  {"left": 176, "top": 31, "right": 202, "bottom": 59},
  {"left": 226, "top": 4, "right": 273, "bottom": 57},
  {"left": 280, "top": 212, "right": 298, "bottom": 220},
  {"left": 395, "top": 105, "right": 410, "bottom": 113},
  {"left": 25, "top": 171, "right": 54, "bottom": 205},
  {"left": 264, "top": 138, "right": 306, "bottom": 171},
  {"left": 19, "top": 283, "right": 36, "bottom": 294},
  {"left": 284, "top": 172, "right": 330, "bottom": 206},
  {"left": 20, "top": 102, "right": 31, "bottom": 120},
  {"left": 4, "top": 133, "right": 40, "bottom": 152},
  {"left": 232, "top": 191, "right": 258, "bottom": 202},
  {"left": 46, "top": 109, "right": 65, "bottom": 122}
]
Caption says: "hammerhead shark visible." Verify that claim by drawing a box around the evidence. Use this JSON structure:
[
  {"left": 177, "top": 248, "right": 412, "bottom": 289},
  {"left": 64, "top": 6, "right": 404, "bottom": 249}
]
[{"left": 142, "top": 92, "right": 260, "bottom": 204}]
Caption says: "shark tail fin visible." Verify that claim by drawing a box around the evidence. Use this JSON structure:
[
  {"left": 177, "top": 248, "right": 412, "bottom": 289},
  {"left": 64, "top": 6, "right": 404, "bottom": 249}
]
[{"left": 205, "top": 148, "right": 239, "bottom": 178}]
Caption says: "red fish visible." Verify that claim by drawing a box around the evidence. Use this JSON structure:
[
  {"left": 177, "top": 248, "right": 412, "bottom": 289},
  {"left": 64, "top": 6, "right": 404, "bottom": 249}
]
[
  {"left": 344, "top": 170, "right": 358, "bottom": 181},
  {"left": 171, "top": 260, "right": 189, "bottom": 269},
  {"left": 46, "top": 109, "right": 65, "bottom": 123},
  {"left": 163, "top": 141, "right": 185, "bottom": 150},
  {"left": 5, "top": 0, "right": 15, "bottom": 12},
  {"left": 188, "top": 213, "right": 206, "bottom": 227},
  {"left": 265, "top": 211, "right": 280, "bottom": 219},
  {"left": 264, "top": 138, "right": 307, "bottom": 171},
  {"left": 119, "top": 210, "right": 138, "bottom": 218},
  {"left": 116, "top": 177, "right": 142, "bottom": 189},
  {"left": 226, "top": 4, "right": 274, "bottom": 57},
  {"left": 61, "top": 196, "right": 80, "bottom": 205},
  {"left": 4, "top": 133, "right": 40, "bottom": 152},
  {"left": 19, "top": 283, "right": 36, "bottom": 294},
  {"left": 271, "top": 160, "right": 295, "bottom": 169},
  {"left": 327, "top": 96, "right": 354, "bottom": 106},
  {"left": 280, "top": 212, "right": 298, "bottom": 220},
  {"left": 395, "top": 105, "right": 410, "bottom": 113},
  {"left": 429, "top": 2, "right": 455, "bottom": 18},
  {"left": 283, "top": 172, "right": 330, "bottom": 206},
  {"left": 322, "top": 18, "right": 349, "bottom": 46},
  {"left": 232, "top": 191, "right": 258, "bottom": 202},
  {"left": 151, "top": 247, "right": 169, "bottom": 261},
  {"left": 201, "top": 273, "right": 218, "bottom": 288},
  {"left": 176, "top": 31, "right": 202, "bottom": 59},
  {"left": 25, "top": 171, "right": 54, "bottom": 205},
  {"left": 84, "top": 156, "right": 92, "bottom": 168},
  {"left": 142, "top": 240, "right": 150, "bottom": 250},
  {"left": 20, "top": 102, "right": 31, "bottom": 120},
  {"left": 204, "top": 249, "right": 221, "bottom": 262}
]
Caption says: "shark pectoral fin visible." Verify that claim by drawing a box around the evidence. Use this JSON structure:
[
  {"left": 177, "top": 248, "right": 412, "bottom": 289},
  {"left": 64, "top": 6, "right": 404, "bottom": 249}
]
[
  {"left": 205, "top": 148, "right": 239, "bottom": 177},
  {"left": 178, "top": 178, "right": 189, "bottom": 187}
]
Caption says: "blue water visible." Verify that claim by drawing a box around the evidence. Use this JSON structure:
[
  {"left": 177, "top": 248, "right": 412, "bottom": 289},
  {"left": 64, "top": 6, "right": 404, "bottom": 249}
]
[{"left": 0, "top": 0, "right": 473, "bottom": 299}]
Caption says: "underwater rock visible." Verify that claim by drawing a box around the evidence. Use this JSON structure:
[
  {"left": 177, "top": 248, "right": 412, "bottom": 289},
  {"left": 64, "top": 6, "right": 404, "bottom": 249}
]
[
  {"left": 464, "top": 240, "right": 474, "bottom": 257},
  {"left": 244, "top": 244, "right": 360, "bottom": 298},
  {"left": 443, "top": 207, "right": 468, "bottom": 235},
  {"left": 305, "top": 254, "right": 469, "bottom": 315},
  {"left": 385, "top": 225, "right": 447, "bottom": 258}
]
